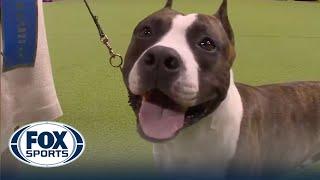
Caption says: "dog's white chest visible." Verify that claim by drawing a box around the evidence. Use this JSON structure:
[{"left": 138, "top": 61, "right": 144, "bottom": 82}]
[
  {"left": 153, "top": 72, "right": 243, "bottom": 173},
  {"left": 153, "top": 119, "right": 235, "bottom": 173}
]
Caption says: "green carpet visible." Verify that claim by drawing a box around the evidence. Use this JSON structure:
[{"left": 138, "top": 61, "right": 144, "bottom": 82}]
[{"left": 43, "top": 0, "right": 320, "bottom": 171}]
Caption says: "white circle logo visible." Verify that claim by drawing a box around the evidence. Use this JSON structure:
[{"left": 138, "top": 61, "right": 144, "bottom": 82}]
[{"left": 9, "top": 122, "right": 85, "bottom": 168}]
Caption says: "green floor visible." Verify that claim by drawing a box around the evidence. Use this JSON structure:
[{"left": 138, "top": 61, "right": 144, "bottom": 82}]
[{"left": 43, "top": 0, "right": 320, "bottom": 171}]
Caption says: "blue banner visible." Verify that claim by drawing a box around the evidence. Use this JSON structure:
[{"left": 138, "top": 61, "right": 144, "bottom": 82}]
[{"left": 1, "top": 0, "right": 38, "bottom": 71}]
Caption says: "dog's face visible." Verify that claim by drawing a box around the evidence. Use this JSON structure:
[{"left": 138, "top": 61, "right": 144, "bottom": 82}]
[{"left": 122, "top": 0, "right": 236, "bottom": 142}]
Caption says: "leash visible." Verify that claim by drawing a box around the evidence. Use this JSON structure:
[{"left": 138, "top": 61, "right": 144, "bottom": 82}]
[{"left": 83, "top": 0, "right": 123, "bottom": 69}]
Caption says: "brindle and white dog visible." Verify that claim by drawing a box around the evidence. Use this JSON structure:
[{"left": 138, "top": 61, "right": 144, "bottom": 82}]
[{"left": 122, "top": 0, "right": 320, "bottom": 175}]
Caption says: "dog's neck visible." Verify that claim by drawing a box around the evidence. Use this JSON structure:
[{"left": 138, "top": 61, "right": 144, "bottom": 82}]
[{"left": 153, "top": 70, "right": 244, "bottom": 173}]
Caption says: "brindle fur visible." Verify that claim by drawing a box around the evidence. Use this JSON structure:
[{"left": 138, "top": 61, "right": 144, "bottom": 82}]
[{"left": 231, "top": 82, "right": 320, "bottom": 173}]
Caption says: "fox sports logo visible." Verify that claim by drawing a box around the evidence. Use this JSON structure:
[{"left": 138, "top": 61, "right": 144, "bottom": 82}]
[{"left": 9, "top": 122, "right": 85, "bottom": 168}]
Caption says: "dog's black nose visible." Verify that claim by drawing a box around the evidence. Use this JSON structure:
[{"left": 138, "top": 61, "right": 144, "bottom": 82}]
[
  {"left": 141, "top": 46, "right": 181, "bottom": 72},
  {"left": 164, "top": 56, "right": 180, "bottom": 71}
]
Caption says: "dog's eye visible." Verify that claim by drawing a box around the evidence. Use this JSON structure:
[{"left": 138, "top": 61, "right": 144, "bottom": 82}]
[
  {"left": 139, "top": 26, "right": 152, "bottom": 38},
  {"left": 198, "top": 38, "right": 216, "bottom": 52}
]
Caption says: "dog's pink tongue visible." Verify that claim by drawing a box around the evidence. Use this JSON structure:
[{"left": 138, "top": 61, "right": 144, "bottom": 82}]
[{"left": 139, "top": 100, "right": 185, "bottom": 140}]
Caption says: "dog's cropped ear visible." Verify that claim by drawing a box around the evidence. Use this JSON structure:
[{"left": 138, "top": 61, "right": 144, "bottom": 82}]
[
  {"left": 215, "top": 0, "right": 234, "bottom": 45},
  {"left": 164, "top": 0, "right": 173, "bottom": 8}
]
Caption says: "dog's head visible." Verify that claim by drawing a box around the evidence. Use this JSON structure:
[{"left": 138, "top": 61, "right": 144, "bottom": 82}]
[{"left": 122, "top": 0, "right": 236, "bottom": 142}]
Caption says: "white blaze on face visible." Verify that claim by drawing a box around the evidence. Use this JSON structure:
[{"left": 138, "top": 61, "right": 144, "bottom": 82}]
[
  {"left": 156, "top": 14, "right": 199, "bottom": 106},
  {"left": 128, "top": 14, "right": 200, "bottom": 106}
]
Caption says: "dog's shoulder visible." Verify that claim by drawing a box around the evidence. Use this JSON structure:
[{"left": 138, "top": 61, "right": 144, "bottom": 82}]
[{"left": 231, "top": 81, "right": 320, "bottom": 171}]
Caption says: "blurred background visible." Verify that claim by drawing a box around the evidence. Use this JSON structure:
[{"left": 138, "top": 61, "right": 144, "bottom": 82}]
[{"left": 37, "top": 0, "right": 320, "bottom": 174}]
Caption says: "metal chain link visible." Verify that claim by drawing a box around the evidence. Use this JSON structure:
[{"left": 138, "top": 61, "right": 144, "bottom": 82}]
[{"left": 84, "top": 0, "right": 123, "bottom": 68}]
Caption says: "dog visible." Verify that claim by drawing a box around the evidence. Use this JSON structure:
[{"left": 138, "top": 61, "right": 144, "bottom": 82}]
[{"left": 122, "top": 0, "right": 320, "bottom": 175}]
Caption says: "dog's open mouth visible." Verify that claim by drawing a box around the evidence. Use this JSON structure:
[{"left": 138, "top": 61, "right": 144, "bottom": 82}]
[
  {"left": 136, "top": 89, "right": 211, "bottom": 142},
  {"left": 139, "top": 89, "right": 187, "bottom": 141}
]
